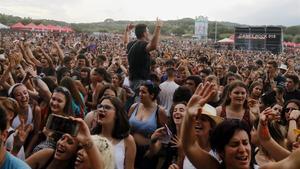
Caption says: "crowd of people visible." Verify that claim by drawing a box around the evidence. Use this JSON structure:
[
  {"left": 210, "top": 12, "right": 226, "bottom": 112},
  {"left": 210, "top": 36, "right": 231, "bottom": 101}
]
[{"left": 0, "top": 18, "right": 300, "bottom": 169}]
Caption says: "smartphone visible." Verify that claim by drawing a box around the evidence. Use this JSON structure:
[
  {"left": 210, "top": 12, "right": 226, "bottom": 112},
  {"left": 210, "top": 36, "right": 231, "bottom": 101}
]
[
  {"left": 46, "top": 114, "right": 79, "bottom": 136},
  {"left": 160, "top": 124, "right": 172, "bottom": 144}
]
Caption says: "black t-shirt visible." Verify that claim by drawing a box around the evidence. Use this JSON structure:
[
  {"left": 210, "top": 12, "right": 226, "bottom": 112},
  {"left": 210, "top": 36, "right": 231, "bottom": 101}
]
[
  {"left": 284, "top": 89, "right": 300, "bottom": 102},
  {"left": 37, "top": 66, "right": 56, "bottom": 76},
  {"left": 127, "top": 40, "right": 150, "bottom": 81}
]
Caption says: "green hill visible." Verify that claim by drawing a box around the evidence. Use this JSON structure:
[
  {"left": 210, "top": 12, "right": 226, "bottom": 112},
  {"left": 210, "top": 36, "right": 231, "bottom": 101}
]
[{"left": 1, "top": 13, "right": 299, "bottom": 42}]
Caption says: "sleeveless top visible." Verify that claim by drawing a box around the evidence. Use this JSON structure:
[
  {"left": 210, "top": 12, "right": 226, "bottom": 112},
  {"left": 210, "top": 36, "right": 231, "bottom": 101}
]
[
  {"left": 12, "top": 105, "right": 34, "bottom": 129},
  {"left": 220, "top": 106, "right": 252, "bottom": 127},
  {"left": 129, "top": 103, "right": 159, "bottom": 138},
  {"left": 114, "top": 139, "right": 125, "bottom": 169},
  {"left": 5, "top": 127, "right": 26, "bottom": 160},
  {"left": 183, "top": 150, "right": 220, "bottom": 169}
]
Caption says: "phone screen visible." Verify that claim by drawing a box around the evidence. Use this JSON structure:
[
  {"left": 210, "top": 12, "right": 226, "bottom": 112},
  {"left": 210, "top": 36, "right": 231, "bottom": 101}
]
[
  {"left": 160, "top": 124, "right": 172, "bottom": 144},
  {"left": 46, "top": 114, "right": 79, "bottom": 136}
]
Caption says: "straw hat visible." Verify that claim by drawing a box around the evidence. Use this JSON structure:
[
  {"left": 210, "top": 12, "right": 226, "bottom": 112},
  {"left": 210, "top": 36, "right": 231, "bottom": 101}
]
[{"left": 202, "top": 104, "right": 224, "bottom": 124}]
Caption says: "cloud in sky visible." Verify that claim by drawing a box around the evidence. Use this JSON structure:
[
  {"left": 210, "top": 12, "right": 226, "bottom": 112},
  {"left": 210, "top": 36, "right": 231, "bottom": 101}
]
[{"left": 0, "top": 0, "right": 299, "bottom": 26}]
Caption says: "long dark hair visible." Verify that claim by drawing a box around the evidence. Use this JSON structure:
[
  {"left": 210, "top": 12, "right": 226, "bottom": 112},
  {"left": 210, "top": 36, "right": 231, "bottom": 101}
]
[
  {"left": 168, "top": 101, "right": 187, "bottom": 135},
  {"left": 280, "top": 99, "right": 300, "bottom": 125},
  {"left": 210, "top": 119, "right": 254, "bottom": 169},
  {"left": 94, "top": 67, "right": 112, "bottom": 83},
  {"left": 92, "top": 96, "right": 130, "bottom": 139},
  {"left": 52, "top": 86, "right": 74, "bottom": 116},
  {"left": 60, "top": 77, "right": 85, "bottom": 112}
]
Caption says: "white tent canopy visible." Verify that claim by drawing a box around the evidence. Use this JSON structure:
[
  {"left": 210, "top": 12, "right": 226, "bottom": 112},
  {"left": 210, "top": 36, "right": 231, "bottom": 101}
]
[
  {"left": 0, "top": 23, "right": 9, "bottom": 29},
  {"left": 218, "top": 38, "right": 234, "bottom": 43}
]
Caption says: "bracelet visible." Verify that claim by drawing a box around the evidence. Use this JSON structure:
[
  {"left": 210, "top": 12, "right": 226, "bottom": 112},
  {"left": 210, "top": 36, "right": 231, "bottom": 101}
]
[
  {"left": 81, "top": 139, "right": 93, "bottom": 150},
  {"left": 289, "top": 118, "right": 297, "bottom": 122}
]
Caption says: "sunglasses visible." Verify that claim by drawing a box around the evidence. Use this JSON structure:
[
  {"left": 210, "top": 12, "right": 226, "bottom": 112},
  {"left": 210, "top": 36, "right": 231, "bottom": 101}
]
[
  {"left": 97, "top": 104, "right": 114, "bottom": 111},
  {"left": 284, "top": 107, "right": 298, "bottom": 113}
]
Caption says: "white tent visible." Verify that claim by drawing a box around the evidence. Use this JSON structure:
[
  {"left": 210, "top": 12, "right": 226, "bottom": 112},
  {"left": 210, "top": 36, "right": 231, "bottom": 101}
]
[
  {"left": 218, "top": 38, "right": 234, "bottom": 43},
  {"left": 0, "top": 23, "right": 9, "bottom": 29}
]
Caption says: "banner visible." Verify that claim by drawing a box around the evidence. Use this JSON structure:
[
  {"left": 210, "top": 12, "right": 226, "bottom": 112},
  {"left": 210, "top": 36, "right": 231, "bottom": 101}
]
[
  {"left": 234, "top": 26, "right": 283, "bottom": 54},
  {"left": 195, "top": 16, "right": 208, "bottom": 40}
]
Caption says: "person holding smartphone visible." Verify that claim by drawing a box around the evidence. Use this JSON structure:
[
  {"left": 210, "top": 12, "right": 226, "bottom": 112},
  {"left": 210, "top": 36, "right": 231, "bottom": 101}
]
[{"left": 26, "top": 117, "right": 111, "bottom": 169}]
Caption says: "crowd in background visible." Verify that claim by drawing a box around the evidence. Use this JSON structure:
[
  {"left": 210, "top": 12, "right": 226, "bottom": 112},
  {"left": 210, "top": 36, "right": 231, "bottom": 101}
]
[{"left": 0, "top": 21, "right": 300, "bottom": 169}]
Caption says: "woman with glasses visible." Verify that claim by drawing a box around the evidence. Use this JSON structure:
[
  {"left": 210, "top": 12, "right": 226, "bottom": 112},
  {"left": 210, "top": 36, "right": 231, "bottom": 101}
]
[
  {"left": 85, "top": 84, "right": 117, "bottom": 130},
  {"left": 92, "top": 96, "right": 136, "bottom": 169},
  {"left": 280, "top": 99, "right": 300, "bottom": 126},
  {"left": 278, "top": 100, "right": 300, "bottom": 145},
  {"left": 128, "top": 81, "right": 167, "bottom": 169}
]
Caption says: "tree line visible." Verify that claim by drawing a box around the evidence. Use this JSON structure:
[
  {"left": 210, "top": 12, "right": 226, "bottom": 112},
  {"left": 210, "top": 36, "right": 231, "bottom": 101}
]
[{"left": 1, "top": 13, "right": 300, "bottom": 42}]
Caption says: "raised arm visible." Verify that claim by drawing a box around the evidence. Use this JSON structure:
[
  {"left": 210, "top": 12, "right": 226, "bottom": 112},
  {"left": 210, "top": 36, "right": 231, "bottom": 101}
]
[
  {"left": 258, "top": 107, "right": 291, "bottom": 161},
  {"left": 146, "top": 18, "right": 162, "bottom": 52},
  {"left": 124, "top": 23, "right": 134, "bottom": 46},
  {"left": 38, "top": 46, "right": 54, "bottom": 68},
  {"left": 53, "top": 41, "right": 64, "bottom": 65},
  {"left": 181, "top": 82, "right": 219, "bottom": 169},
  {"left": 287, "top": 110, "right": 300, "bottom": 143},
  {"left": 24, "top": 42, "right": 42, "bottom": 67},
  {"left": 71, "top": 117, "right": 105, "bottom": 169}
]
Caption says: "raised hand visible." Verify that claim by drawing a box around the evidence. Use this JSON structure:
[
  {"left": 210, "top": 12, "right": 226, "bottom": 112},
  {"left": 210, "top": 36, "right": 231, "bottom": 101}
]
[
  {"left": 13, "top": 118, "right": 33, "bottom": 152},
  {"left": 259, "top": 107, "right": 280, "bottom": 125},
  {"left": 156, "top": 17, "right": 163, "bottom": 27},
  {"left": 289, "top": 110, "right": 300, "bottom": 121},
  {"left": 186, "top": 82, "right": 216, "bottom": 117},
  {"left": 168, "top": 163, "right": 180, "bottom": 169},
  {"left": 69, "top": 117, "right": 92, "bottom": 144},
  {"left": 151, "top": 127, "right": 167, "bottom": 141},
  {"left": 170, "top": 135, "right": 181, "bottom": 148},
  {"left": 24, "top": 65, "right": 37, "bottom": 78},
  {"left": 126, "top": 23, "right": 135, "bottom": 32},
  {"left": 258, "top": 107, "right": 279, "bottom": 141}
]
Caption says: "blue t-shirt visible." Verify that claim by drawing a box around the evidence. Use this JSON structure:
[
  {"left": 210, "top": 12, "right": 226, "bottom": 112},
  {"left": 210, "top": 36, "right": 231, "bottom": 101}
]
[{"left": 0, "top": 152, "right": 31, "bottom": 169}]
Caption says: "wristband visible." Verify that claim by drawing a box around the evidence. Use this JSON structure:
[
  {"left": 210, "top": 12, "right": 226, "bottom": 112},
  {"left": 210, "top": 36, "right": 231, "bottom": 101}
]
[
  {"left": 261, "top": 125, "right": 271, "bottom": 140},
  {"left": 289, "top": 118, "right": 297, "bottom": 122}
]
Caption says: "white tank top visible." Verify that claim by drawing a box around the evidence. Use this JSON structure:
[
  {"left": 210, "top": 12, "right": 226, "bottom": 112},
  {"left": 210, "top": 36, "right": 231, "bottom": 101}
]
[
  {"left": 183, "top": 150, "right": 220, "bottom": 169},
  {"left": 12, "top": 105, "right": 34, "bottom": 129},
  {"left": 113, "top": 139, "right": 125, "bottom": 169}
]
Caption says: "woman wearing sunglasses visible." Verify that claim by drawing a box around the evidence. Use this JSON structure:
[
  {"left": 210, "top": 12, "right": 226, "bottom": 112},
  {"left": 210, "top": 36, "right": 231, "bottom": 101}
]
[{"left": 278, "top": 99, "right": 300, "bottom": 144}]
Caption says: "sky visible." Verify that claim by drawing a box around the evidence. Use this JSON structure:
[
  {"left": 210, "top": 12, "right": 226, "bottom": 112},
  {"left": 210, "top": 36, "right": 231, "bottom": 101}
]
[{"left": 0, "top": 0, "right": 299, "bottom": 26}]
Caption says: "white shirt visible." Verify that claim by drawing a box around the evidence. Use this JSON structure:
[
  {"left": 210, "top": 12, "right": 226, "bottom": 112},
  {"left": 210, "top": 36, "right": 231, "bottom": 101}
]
[
  {"left": 113, "top": 139, "right": 125, "bottom": 169},
  {"left": 5, "top": 127, "right": 26, "bottom": 160},
  {"left": 158, "top": 80, "right": 179, "bottom": 116}
]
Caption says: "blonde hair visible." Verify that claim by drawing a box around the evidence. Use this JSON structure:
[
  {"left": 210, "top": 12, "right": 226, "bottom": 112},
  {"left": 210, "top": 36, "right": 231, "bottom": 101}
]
[
  {"left": 91, "top": 135, "right": 115, "bottom": 169},
  {"left": 0, "top": 97, "right": 20, "bottom": 118}
]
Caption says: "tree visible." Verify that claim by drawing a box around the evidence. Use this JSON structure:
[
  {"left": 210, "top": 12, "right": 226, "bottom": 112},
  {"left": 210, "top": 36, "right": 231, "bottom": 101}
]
[
  {"left": 284, "top": 34, "right": 294, "bottom": 42},
  {"left": 293, "top": 35, "right": 300, "bottom": 43},
  {"left": 104, "top": 18, "right": 114, "bottom": 23}
]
